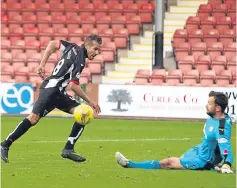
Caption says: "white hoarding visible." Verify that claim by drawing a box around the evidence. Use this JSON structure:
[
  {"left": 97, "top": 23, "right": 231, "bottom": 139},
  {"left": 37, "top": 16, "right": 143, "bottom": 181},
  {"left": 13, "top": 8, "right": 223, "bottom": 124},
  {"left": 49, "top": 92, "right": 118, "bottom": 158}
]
[
  {"left": 99, "top": 85, "right": 236, "bottom": 119},
  {"left": 0, "top": 83, "right": 34, "bottom": 114}
]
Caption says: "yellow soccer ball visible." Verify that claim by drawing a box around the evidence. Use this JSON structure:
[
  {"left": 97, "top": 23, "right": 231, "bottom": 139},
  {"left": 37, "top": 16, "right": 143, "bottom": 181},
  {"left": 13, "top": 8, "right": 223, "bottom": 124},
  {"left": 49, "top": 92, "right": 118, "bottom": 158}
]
[{"left": 73, "top": 104, "right": 94, "bottom": 125}]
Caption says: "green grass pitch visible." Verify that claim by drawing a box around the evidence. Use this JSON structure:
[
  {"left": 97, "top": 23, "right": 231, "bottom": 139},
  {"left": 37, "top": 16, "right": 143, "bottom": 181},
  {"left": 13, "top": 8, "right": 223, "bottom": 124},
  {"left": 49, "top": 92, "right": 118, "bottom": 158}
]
[{"left": 1, "top": 116, "right": 236, "bottom": 188}]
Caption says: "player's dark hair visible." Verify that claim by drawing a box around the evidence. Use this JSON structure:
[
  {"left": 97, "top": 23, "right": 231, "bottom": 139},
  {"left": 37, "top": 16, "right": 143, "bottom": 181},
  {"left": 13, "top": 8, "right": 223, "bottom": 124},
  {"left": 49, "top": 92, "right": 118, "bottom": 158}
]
[
  {"left": 209, "top": 91, "right": 228, "bottom": 113},
  {"left": 84, "top": 34, "right": 102, "bottom": 45}
]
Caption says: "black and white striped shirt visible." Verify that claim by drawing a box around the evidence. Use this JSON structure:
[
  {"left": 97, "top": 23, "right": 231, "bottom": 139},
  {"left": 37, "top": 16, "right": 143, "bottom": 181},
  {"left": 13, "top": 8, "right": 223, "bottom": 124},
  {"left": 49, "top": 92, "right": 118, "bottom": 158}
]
[{"left": 40, "top": 40, "right": 86, "bottom": 92}]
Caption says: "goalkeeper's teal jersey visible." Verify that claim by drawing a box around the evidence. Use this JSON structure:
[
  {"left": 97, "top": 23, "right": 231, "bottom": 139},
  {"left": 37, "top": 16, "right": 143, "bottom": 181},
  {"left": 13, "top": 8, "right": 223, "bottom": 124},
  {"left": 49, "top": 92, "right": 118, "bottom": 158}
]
[{"left": 197, "top": 114, "right": 233, "bottom": 165}]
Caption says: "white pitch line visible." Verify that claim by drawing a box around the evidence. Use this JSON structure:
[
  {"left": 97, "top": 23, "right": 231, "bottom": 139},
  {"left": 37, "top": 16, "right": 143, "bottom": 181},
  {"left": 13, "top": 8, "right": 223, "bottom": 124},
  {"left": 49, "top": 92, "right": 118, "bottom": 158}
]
[{"left": 16, "top": 138, "right": 201, "bottom": 143}]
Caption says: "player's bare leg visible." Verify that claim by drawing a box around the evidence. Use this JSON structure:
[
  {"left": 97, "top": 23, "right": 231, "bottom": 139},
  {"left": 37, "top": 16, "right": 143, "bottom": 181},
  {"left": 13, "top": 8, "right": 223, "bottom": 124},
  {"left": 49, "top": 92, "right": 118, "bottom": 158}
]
[
  {"left": 115, "top": 152, "right": 184, "bottom": 170},
  {"left": 1, "top": 113, "right": 40, "bottom": 163},
  {"left": 61, "top": 105, "right": 86, "bottom": 163}
]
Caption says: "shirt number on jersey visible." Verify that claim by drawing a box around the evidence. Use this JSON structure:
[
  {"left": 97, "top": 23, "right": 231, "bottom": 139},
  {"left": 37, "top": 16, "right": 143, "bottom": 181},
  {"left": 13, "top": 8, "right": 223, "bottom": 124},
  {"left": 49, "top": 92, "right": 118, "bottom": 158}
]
[{"left": 52, "top": 59, "right": 65, "bottom": 75}]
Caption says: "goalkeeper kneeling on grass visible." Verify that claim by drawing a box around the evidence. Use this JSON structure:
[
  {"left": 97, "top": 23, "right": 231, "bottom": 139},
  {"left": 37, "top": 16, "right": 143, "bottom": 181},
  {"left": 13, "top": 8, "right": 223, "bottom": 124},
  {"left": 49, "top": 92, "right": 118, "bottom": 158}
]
[{"left": 116, "top": 91, "right": 234, "bottom": 174}]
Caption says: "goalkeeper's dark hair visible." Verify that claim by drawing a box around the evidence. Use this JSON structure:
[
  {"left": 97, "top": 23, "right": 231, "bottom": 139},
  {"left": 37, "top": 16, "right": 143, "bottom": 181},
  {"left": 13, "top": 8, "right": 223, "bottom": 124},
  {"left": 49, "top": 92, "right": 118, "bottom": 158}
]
[
  {"left": 209, "top": 91, "right": 228, "bottom": 113},
  {"left": 84, "top": 34, "right": 102, "bottom": 45}
]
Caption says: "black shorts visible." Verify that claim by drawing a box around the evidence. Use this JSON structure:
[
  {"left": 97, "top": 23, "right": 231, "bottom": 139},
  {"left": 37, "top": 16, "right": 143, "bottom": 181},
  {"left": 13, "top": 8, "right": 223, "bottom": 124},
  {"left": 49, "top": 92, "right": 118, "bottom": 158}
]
[{"left": 32, "top": 88, "right": 80, "bottom": 117}]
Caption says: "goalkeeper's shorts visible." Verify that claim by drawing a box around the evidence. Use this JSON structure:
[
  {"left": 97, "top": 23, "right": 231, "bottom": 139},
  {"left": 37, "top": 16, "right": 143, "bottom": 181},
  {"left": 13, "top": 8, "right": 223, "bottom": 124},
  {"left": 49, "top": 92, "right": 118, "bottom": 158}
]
[{"left": 180, "top": 146, "right": 206, "bottom": 170}]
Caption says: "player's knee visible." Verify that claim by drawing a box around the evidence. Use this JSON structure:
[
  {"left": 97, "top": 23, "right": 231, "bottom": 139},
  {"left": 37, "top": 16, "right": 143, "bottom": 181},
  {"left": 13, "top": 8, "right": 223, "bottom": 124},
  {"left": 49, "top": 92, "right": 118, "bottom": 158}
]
[{"left": 27, "top": 113, "right": 40, "bottom": 125}]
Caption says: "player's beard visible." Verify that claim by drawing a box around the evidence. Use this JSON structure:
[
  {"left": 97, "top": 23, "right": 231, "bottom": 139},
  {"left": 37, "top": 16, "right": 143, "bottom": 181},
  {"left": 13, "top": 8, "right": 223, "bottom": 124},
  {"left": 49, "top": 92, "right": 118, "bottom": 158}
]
[{"left": 206, "top": 111, "right": 215, "bottom": 117}]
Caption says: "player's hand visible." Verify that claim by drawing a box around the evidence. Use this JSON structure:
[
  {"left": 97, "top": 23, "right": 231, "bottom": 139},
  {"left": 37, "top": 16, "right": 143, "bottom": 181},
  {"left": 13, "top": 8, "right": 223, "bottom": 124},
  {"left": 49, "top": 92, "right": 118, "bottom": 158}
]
[
  {"left": 214, "top": 164, "right": 233, "bottom": 174},
  {"left": 37, "top": 65, "right": 45, "bottom": 78},
  {"left": 88, "top": 100, "right": 101, "bottom": 114}
]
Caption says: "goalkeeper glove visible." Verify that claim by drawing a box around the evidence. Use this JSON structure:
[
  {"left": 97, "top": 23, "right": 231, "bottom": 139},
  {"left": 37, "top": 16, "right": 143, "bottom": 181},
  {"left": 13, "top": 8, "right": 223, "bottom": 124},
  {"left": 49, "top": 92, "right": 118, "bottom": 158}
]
[{"left": 214, "top": 164, "right": 233, "bottom": 174}]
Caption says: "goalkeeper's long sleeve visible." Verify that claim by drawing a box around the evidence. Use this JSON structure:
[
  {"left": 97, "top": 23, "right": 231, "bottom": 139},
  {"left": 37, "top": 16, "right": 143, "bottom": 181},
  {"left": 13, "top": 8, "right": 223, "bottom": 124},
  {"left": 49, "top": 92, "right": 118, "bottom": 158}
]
[{"left": 216, "top": 117, "right": 233, "bottom": 166}]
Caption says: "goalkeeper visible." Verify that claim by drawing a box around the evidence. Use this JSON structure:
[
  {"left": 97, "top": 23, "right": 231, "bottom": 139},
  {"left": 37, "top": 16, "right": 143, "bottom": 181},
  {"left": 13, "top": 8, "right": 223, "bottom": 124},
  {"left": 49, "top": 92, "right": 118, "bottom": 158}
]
[{"left": 116, "top": 91, "right": 234, "bottom": 174}]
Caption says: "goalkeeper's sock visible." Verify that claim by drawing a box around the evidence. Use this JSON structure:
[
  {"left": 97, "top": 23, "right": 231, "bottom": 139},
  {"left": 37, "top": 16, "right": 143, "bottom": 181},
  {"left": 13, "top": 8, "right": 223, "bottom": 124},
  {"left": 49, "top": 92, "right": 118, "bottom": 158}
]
[
  {"left": 128, "top": 160, "right": 161, "bottom": 169},
  {"left": 3, "top": 118, "right": 32, "bottom": 148},
  {"left": 64, "top": 122, "right": 85, "bottom": 150}
]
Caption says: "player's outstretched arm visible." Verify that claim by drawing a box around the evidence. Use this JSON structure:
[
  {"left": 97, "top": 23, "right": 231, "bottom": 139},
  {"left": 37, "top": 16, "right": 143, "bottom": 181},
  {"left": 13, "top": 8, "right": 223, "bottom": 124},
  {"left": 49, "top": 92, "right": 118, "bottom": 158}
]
[
  {"left": 215, "top": 119, "right": 234, "bottom": 174},
  {"left": 69, "top": 82, "right": 101, "bottom": 114},
  {"left": 37, "top": 40, "right": 60, "bottom": 78}
]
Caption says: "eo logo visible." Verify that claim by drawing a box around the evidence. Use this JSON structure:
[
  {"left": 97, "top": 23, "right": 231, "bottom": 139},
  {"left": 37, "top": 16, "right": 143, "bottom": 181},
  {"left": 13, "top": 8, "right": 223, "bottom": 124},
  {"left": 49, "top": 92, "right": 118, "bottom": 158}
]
[{"left": 1, "top": 84, "right": 33, "bottom": 114}]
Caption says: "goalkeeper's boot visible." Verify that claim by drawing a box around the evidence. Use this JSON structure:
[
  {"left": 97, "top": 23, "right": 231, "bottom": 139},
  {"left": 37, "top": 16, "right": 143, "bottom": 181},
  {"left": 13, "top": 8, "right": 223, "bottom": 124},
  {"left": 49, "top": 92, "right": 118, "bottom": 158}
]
[
  {"left": 115, "top": 152, "right": 129, "bottom": 168},
  {"left": 1, "top": 142, "right": 9, "bottom": 163},
  {"left": 61, "top": 149, "right": 86, "bottom": 163}
]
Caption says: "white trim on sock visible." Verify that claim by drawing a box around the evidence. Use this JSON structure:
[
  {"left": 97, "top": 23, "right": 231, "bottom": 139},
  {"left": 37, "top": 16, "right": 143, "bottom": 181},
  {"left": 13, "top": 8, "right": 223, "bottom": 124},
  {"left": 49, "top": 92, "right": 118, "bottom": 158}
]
[
  {"left": 6, "top": 120, "right": 23, "bottom": 140},
  {"left": 67, "top": 127, "right": 84, "bottom": 144}
]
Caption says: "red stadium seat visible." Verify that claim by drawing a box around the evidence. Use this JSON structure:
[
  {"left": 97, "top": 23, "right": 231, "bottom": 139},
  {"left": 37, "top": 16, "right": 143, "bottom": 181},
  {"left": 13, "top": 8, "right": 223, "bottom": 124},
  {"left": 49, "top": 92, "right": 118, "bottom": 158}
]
[
  {"left": 12, "top": 62, "right": 26, "bottom": 71},
  {"left": 25, "top": 39, "right": 40, "bottom": 51},
  {"left": 111, "top": 15, "right": 126, "bottom": 31},
  {"left": 150, "top": 69, "right": 166, "bottom": 85},
  {"left": 195, "top": 55, "right": 211, "bottom": 72},
  {"left": 175, "top": 42, "right": 191, "bottom": 61},
  {"left": 96, "top": 15, "right": 111, "bottom": 32},
  {"left": 216, "top": 70, "right": 232, "bottom": 86},
  {"left": 54, "top": 28, "right": 69, "bottom": 38},
  {"left": 188, "top": 29, "right": 203, "bottom": 44},
  {"left": 135, "top": 69, "right": 150, "bottom": 84},
  {"left": 1, "top": 26, "right": 9, "bottom": 37},
  {"left": 224, "top": 42, "right": 236, "bottom": 59},
  {"left": 185, "top": 16, "right": 201, "bottom": 32},
  {"left": 183, "top": 70, "right": 200, "bottom": 86},
  {"left": 227, "top": 62, "right": 236, "bottom": 75},
  {"left": 207, "top": 42, "right": 224, "bottom": 59},
  {"left": 126, "top": 15, "right": 142, "bottom": 35},
  {"left": 219, "top": 28, "right": 236, "bottom": 46},
  {"left": 113, "top": 28, "right": 129, "bottom": 48},
  {"left": 139, "top": 3, "right": 153, "bottom": 23},
  {"left": 101, "top": 42, "right": 116, "bottom": 62},
  {"left": 21, "top": 1, "right": 36, "bottom": 12},
  {"left": 198, "top": 4, "right": 212, "bottom": 18},
  {"left": 211, "top": 55, "right": 227, "bottom": 75},
  {"left": 39, "top": 27, "right": 54, "bottom": 37},
  {"left": 2, "top": 65, "right": 14, "bottom": 77},
  {"left": 178, "top": 55, "right": 195, "bottom": 74},
  {"left": 1, "top": 52, "right": 12, "bottom": 62},
  {"left": 78, "top": 2, "right": 94, "bottom": 13},
  {"left": 166, "top": 70, "right": 182, "bottom": 85},
  {"left": 35, "top": 1, "right": 50, "bottom": 12},
  {"left": 64, "top": 2, "right": 79, "bottom": 12},
  {"left": 109, "top": 3, "right": 124, "bottom": 14},
  {"left": 200, "top": 16, "right": 216, "bottom": 30},
  {"left": 124, "top": 3, "right": 138, "bottom": 18},
  {"left": 99, "top": 28, "right": 114, "bottom": 42},
  {"left": 37, "top": 14, "right": 52, "bottom": 24},
  {"left": 1, "top": 74, "right": 13, "bottom": 82},
  {"left": 50, "top": 2, "right": 64, "bottom": 12},
  {"left": 8, "top": 12, "right": 22, "bottom": 24},
  {"left": 191, "top": 42, "right": 207, "bottom": 59},
  {"left": 200, "top": 70, "right": 216, "bottom": 86},
  {"left": 24, "top": 25, "right": 38, "bottom": 38},
  {"left": 7, "top": 2, "right": 21, "bottom": 12},
  {"left": 203, "top": 29, "right": 219, "bottom": 45},
  {"left": 94, "top": 3, "right": 109, "bottom": 13},
  {"left": 212, "top": 4, "right": 228, "bottom": 19},
  {"left": 22, "top": 12, "right": 37, "bottom": 24},
  {"left": 173, "top": 29, "right": 188, "bottom": 48},
  {"left": 216, "top": 16, "right": 232, "bottom": 32},
  {"left": 81, "top": 15, "right": 96, "bottom": 31},
  {"left": 1, "top": 39, "right": 10, "bottom": 51},
  {"left": 11, "top": 39, "right": 25, "bottom": 52},
  {"left": 9, "top": 25, "right": 23, "bottom": 37}
]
